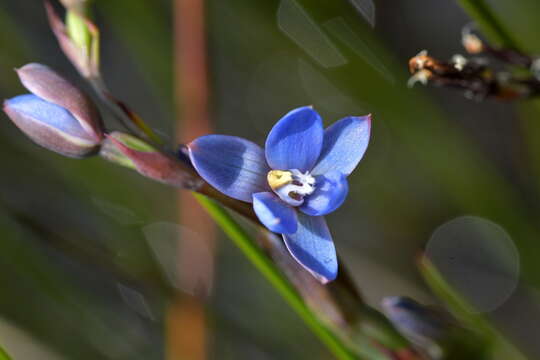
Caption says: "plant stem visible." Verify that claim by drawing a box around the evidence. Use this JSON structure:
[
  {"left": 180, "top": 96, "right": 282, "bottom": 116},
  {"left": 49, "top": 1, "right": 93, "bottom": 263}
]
[{"left": 194, "top": 193, "right": 359, "bottom": 360}]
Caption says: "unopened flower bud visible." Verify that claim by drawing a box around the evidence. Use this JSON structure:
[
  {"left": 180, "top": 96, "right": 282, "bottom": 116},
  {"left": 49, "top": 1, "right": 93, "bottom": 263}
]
[
  {"left": 102, "top": 132, "right": 202, "bottom": 189},
  {"left": 45, "top": 0, "right": 99, "bottom": 78},
  {"left": 3, "top": 63, "right": 103, "bottom": 158},
  {"left": 382, "top": 296, "right": 460, "bottom": 359},
  {"left": 382, "top": 296, "right": 449, "bottom": 343}
]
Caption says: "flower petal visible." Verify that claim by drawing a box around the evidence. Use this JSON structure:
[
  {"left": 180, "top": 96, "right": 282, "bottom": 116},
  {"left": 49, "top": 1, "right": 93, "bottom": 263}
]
[
  {"left": 188, "top": 135, "right": 270, "bottom": 202},
  {"left": 311, "top": 115, "right": 371, "bottom": 176},
  {"left": 283, "top": 213, "right": 337, "bottom": 283},
  {"left": 253, "top": 192, "right": 298, "bottom": 234},
  {"left": 265, "top": 106, "right": 324, "bottom": 172},
  {"left": 300, "top": 171, "right": 348, "bottom": 216}
]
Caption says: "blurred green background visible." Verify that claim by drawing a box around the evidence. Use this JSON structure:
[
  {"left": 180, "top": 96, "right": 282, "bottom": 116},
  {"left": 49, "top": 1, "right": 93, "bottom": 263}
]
[{"left": 1, "top": 0, "right": 540, "bottom": 359}]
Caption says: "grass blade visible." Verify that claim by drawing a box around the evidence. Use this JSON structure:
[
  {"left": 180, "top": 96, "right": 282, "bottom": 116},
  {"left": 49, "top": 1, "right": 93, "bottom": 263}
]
[{"left": 193, "top": 193, "right": 360, "bottom": 360}]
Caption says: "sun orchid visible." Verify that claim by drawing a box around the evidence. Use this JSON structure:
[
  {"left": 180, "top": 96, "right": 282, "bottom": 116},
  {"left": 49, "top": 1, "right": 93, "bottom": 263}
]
[{"left": 188, "top": 106, "right": 371, "bottom": 283}]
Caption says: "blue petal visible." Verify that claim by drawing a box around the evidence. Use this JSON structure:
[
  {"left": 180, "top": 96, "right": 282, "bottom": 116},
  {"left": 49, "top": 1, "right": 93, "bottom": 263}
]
[
  {"left": 188, "top": 135, "right": 270, "bottom": 202},
  {"left": 311, "top": 115, "right": 371, "bottom": 176},
  {"left": 300, "top": 171, "right": 348, "bottom": 216},
  {"left": 265, "top": 106, "right": 324, "bottom": 172},
  {"left": 5, "top": 94, "right": 90, "bottom": 139},
  {"left": 283, "top": 213, "right": 337, "bottom": 283},
  {"left": 253, "top": 192, "right": 298, "bottom": 234}
]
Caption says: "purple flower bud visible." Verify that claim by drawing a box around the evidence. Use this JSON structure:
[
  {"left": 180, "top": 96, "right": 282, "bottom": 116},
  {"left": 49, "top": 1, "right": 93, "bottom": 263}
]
[{"left": 3, "top": 63, "right": 103, "bottom": 158}]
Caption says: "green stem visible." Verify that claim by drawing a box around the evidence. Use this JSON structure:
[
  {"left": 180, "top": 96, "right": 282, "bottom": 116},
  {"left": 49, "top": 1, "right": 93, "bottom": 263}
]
[
  {"left": 0, "top": 346, "right": 11, "bottom": 360},
  {"left": 457, "top": 0, "right": 521, "bottom": 49},
  {"left": 193, "top": 194, "right": 359, "bottom": 360}
]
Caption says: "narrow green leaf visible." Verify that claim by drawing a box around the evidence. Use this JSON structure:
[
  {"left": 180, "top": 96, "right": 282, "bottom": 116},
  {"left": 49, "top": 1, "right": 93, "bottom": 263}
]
[
  {"left": 0, "top": 346, "right": 12, "bottom": 360},
  {"left": 419, "top": 256, "right": 527, "bottom": 360},
  {"left": 193, "top": 193, "right": 360, "bottom": 360}
]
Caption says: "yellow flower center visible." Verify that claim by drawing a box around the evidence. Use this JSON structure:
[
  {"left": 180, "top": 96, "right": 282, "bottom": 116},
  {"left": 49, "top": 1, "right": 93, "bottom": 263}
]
[
  {"left": 267, "top": 170, "right": 294, "bottom": 191},
  {"left": 267, "top": 169, "right": 315, "bottom": 206}
]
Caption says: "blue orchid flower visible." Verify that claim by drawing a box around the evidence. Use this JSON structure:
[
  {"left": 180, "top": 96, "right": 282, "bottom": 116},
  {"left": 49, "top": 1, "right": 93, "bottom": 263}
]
[{"left": 188, "top": 106, "right": 371, "bottom": 283}]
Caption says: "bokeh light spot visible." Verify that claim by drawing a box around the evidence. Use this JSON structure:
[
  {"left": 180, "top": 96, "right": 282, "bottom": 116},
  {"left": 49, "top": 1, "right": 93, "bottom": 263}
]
[{"left": 425, "top": 215, "right": 520, "bottom": 313}]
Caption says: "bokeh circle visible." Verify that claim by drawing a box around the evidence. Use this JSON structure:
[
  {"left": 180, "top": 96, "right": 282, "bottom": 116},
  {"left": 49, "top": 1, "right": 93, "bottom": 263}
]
[{"left": 425, "top": 215, "right": 520, "bottom": 313}]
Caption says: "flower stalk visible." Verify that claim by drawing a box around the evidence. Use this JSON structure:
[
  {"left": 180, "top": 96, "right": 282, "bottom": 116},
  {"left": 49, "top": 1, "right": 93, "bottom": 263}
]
[{"left": 99, "top": 116, "right": 418, "bottom": 358}]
